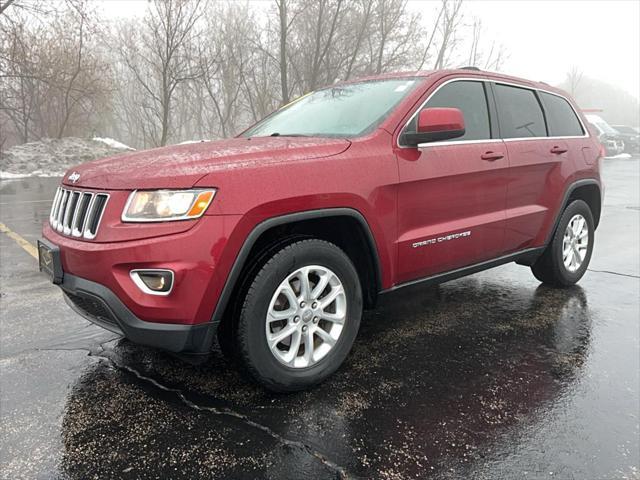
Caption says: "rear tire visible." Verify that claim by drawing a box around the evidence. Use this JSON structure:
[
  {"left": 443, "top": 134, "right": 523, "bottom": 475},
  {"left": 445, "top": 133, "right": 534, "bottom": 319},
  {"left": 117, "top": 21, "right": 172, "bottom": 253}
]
[
  {"left": 236, "top": 239, "right": 362, "bottom": 392},
  {"left": 531, "top": 200, "right": 594, "bottom": 287}
]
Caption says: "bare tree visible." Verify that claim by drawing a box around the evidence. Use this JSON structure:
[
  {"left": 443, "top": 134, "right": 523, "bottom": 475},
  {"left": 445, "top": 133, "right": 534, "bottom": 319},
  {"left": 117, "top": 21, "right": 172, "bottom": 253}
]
[
  {"left": 464, "top": 16, "right": 508, "bottom": 71},
  {"left": 2, "top": 0, "right": 506, "bottom": 150},
  {"left": 196, "top": 2, "right": 252, "bottom": 138},
  {"left": 118, "top": 0, "right": 204, "bottom": 146},
  {"left": 467, "top": 17, "right": 481, "bottom": 66},
  {"left": 566, "top": 65, "right": 584, "bottom": 97},
  {"left": 343, "top": 0, "right": 373, "bottom": 79},
  {"left": 276, "top": 0, "right": 291, "bottom": 104},
  {"left": 0, "top": 1, "right": 108, "bottom": 144},
  {"left": 432, "top": 0, "right": 464, "bottom": 69},
  {"left": 416, "top": 1, "right": 445, "bottom": 70},
  {"left": 0, "top": 0, "right": 51, "bottom": 17}
]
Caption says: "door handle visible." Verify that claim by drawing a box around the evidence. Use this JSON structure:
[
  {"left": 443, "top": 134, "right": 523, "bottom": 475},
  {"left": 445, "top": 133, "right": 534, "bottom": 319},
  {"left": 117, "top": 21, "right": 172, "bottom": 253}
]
[
  {"left": 480, "top": 151, "right": 504, "bottom": 161},
  {"left": 550, "top": 146, "right": 568, "bottom": 154}
]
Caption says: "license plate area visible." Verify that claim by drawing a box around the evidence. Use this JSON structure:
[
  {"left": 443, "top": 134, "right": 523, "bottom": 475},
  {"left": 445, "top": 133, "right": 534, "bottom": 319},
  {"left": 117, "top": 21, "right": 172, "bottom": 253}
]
[{"left": 38, "top": 240, "right": 64, "bottom": 284}]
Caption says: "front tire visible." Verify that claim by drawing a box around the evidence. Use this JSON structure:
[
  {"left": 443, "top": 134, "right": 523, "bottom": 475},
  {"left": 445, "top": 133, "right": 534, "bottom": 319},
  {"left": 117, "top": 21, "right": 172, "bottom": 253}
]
[
  {"left": 531, "top": 200, "right": 595, "bottom": 287},
  {"left": 237, "top": 239, "right": 362, "bottom": 392}
]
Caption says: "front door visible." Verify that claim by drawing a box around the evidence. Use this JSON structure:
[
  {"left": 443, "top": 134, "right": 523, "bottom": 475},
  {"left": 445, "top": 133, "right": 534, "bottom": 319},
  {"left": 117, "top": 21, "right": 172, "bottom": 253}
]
[{"left": 395, "top": 79, "right": 509, "bottom": 284}]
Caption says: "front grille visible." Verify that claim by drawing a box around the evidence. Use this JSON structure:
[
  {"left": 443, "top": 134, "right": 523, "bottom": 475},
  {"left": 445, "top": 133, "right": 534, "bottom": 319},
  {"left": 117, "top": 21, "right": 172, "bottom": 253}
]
[
  {"left": 49, "top": 187, "right": 109, "bottom": 239},
  {"left": 64, "top": 291, "right": 118, "bottom": 327}
]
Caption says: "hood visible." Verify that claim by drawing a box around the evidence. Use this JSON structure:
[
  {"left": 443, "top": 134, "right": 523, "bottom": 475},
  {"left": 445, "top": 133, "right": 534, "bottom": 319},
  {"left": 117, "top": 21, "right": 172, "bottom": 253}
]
[{"left": 62, "top": 136, "right": 351, "bottom": 190}]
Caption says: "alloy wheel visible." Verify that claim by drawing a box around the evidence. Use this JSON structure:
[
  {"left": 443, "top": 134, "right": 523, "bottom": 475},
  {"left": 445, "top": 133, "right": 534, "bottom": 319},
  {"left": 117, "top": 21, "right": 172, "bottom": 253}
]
[
  {"left": 265, "top": 265, "right": 346, "bottom": 368},
  {"left": 562, "top": 214, "right": 589, "bottom": 272}
]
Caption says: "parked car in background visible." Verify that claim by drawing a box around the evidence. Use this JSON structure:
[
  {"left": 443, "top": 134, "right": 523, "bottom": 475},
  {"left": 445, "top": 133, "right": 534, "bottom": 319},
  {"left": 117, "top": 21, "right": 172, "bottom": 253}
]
[
  {"left": 585, "top": 114, "right": 625, "bottom": 156},
  {"left": 611, "top": 125, "right": 640, "bottom": 153},
  {"left": 39, "top": 69, "right": 603, "bottom": 391}
]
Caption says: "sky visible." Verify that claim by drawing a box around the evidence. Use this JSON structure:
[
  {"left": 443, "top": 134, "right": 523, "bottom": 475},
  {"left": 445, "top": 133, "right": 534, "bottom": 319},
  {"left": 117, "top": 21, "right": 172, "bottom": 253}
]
[
  {"left": 99, "top": 0, "right": 640, "bottom": 99},
  {"left": 453, "top": 0, "right": 640, "bottom": 98}
]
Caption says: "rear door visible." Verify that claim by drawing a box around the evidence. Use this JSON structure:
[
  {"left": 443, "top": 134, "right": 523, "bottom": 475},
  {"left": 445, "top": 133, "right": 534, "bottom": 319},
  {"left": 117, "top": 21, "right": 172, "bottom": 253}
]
[
  {"left": 494, "top": 83, "right": 586, "bottom": 253},
  {"left": 395, "top": 79, "right": 508, "bottom": 284}
]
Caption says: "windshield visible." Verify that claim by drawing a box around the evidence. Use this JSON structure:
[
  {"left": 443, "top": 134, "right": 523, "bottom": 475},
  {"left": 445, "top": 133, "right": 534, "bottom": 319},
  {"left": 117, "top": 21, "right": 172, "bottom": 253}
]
[
  {"left": 613, "top": 125, "right": 635, "bottom": 134},
  {"left": 586, "top": 115, "right": 618, "bottom": 135},
  {"left": 243, "top": 78, "right": 420, "bottom": 138},
  {"left": 595, "top": 121, "right": 619, "bottom": 135}
]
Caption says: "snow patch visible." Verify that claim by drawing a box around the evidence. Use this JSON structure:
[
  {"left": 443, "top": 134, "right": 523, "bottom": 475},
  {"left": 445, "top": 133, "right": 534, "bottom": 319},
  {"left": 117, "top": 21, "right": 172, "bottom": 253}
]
[
  {"left": 177, "top": 139, "right": 210, "bottom": 145},
  {"left": 92, "top": 137, "right": 135, "bottom": 151},
  {"left": 0, "top": 171, "right": 30, "bottom": 179},
  {"left": 0, "top": 137, "right": 131, "bottom": 178}
]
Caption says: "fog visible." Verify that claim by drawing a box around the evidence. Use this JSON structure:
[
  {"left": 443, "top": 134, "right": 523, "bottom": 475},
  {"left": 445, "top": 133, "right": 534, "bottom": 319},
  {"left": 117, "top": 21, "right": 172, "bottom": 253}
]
[
  {"left": 459, "top": 1, "right": 639, "bottom": 98},
  {"left": 1, "top": 0, "right": 638, "bottom": 153},
  {"left": 102, "top": 0, "right": 640, "bottom": 99}
]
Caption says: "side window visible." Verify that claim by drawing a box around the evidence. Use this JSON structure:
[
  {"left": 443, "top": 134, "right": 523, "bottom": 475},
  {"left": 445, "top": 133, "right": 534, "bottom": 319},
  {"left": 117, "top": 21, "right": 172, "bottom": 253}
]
[
  {"left": 539, "top": 92, "right": 584, "bottom": 137},
  {"left": 494, "top": 84, "right": 546, "bottom": 138},
  {"left": 404, "top": 80, "right": 491, "bottom": 142}
]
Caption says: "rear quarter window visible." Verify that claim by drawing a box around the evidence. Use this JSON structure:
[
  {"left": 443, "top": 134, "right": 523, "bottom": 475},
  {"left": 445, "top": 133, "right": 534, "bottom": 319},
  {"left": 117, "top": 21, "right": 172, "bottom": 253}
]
[
  {"left": 494, "top": 84, "right": 546, "bottom": 138},
  {"left": 539, "top": 92, "right": 584, "bottom": 137}
]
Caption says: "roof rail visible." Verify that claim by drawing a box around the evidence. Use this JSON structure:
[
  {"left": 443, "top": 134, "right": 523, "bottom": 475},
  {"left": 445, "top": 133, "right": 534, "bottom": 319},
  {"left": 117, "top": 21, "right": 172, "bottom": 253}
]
[{"left": 460, "top": 66, "right": 481, "bottom": 71}]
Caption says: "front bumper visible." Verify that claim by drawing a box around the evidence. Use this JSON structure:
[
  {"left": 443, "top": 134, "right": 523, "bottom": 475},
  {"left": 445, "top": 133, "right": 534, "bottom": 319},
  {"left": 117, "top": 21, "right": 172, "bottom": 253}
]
[
  {"left": 42, "top": 214, "right": 242, "bottom": 326},
  {"left": 41, "top": 210, "right": 245, "bottom": 357},
  {"left": 61, "top": 272, "right": 215, "bottom": 355},
  {"left": 623, "top": 138, "right": 639, "bottom": 152}
]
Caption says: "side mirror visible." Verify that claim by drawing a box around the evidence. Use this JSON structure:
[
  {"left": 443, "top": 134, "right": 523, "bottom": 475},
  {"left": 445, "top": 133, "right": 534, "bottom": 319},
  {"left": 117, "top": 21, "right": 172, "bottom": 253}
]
[{"left": 402, "top": 107, "right": 466, "bottom": 147}]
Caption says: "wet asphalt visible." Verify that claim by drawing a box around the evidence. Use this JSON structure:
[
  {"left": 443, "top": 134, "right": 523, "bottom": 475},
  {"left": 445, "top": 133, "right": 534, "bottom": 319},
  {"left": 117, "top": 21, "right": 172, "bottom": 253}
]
[{"left": 0, "top": 157, "right": 639, "bottom": 480}]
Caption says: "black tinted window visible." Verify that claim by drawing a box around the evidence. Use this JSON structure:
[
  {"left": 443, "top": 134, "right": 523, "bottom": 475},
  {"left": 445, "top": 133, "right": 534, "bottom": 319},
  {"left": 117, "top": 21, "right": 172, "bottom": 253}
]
[
  {"left": 405, "top": 80, "right": 491, "bottom": 142},
  {"left": 494, "top": 84, "right": 546, "bottom": 138},
  {"left": 540, "top": 92, "right": 584, "bottom": 137}
]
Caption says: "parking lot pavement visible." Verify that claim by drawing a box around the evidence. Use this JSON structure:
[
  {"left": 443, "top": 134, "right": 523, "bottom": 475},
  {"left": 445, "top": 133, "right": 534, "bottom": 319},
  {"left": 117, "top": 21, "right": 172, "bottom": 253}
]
[{"left": 1, "top": 157, "right": 638, "bottom": 480}]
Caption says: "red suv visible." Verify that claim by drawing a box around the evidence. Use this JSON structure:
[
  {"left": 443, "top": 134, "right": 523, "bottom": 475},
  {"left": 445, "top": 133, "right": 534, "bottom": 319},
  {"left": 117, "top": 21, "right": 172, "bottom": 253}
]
[{"left": 39, "top": 69, "right": 602, "bottom": 391}]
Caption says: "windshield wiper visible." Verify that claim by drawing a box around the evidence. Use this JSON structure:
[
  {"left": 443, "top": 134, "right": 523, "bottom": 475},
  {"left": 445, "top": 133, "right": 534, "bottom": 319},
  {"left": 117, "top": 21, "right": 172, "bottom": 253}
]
[{"left": 269, "top": 133, "right": 310, "bottom": 137}]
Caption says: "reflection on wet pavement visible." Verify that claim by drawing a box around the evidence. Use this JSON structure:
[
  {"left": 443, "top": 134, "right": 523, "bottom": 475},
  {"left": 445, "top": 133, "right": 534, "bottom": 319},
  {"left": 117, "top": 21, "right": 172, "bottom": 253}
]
[
  {"left": 52, "top": 281, "right": 611, "bottom": 479},
  {"left": 1, "top": 157, "right": 639, "bottom": 479}
]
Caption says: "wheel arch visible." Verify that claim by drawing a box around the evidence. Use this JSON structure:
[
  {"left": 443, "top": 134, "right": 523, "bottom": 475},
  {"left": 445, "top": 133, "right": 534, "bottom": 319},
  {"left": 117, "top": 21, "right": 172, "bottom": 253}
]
[
  {"left": 547, "top": 179, "right": 602, "bottom": 245},
  {"left": 211, "top": 208, "right": 383, "bottom": 333},
  {"left": 567, "top": 182, "right": 602, "bottom": 229}
]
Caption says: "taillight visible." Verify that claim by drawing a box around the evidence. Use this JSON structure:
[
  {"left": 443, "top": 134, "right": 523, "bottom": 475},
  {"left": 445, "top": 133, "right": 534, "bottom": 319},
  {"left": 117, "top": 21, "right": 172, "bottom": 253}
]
[{"left": 598, "top": 143, "right": 606, "bottom": 158}]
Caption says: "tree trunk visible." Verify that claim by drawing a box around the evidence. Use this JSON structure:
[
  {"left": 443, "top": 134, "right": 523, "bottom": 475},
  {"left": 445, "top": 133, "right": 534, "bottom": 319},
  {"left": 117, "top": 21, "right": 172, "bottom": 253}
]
[{"left": 278, "top": 0, "right": 289, "bottom": 105}]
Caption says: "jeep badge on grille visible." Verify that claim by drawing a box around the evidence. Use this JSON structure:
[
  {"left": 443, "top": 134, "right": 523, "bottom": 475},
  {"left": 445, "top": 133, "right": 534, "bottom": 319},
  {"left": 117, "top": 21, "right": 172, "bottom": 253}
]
[{"left": 68, "top": 171, "right": 80, "bottom": 184}]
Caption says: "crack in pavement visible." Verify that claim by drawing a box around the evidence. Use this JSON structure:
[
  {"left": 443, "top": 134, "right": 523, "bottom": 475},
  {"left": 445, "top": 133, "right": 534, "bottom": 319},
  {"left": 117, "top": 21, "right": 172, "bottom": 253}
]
[
  {"left": 37, "top": 344, "right": 351, "bottom": 479},
  {"left": 113, "top": 360, "right": 350, "bottom": 479},
  {"left": 587, "top": 268, "right": 640, "bottom": 279}
]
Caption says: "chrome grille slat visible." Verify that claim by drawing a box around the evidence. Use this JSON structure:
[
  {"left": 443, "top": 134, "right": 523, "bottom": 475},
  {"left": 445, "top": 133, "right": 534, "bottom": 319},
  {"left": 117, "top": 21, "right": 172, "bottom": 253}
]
[
  {"left": 50, "top": 189, "right": 59, "bottom": 227},
  {"left": 84, "top": 194, "right": 109, "bottom": 239},
  {"left": 63, "top": 191, "right": 80, "bottom": 235},
  {"left": 72, "top": 193, "right": 93, "bottom": 237},
  {"left": 56, "top": 190, "right": 70, "bottom": 232},
  {"left": 49, "top": 188, "right": 62, "bottom": 225},
  {"left": 54, "top": 188, "right": 64, "bottom": 227},
  {"left": 48, "top": 187, "right": 109, "bottom": 240}
]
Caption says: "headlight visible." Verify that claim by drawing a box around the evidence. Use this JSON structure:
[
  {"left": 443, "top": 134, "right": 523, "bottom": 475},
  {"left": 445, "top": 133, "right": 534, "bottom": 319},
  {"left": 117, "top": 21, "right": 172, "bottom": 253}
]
[{"left": 122, "top": 189, "right": 216, "bottom": 222}]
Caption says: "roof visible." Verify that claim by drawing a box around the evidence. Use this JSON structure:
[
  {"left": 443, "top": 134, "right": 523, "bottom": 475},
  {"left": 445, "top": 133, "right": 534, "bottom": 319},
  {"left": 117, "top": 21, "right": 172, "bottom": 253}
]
[{"left": 338, "top": 68, "right": 566, "bottom": 95}]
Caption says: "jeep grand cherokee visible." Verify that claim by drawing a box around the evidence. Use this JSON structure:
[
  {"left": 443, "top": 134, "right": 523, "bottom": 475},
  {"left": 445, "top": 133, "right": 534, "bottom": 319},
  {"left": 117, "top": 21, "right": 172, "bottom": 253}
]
[{"left": 39, "top": 69, "right": 603, "bottom": 391}]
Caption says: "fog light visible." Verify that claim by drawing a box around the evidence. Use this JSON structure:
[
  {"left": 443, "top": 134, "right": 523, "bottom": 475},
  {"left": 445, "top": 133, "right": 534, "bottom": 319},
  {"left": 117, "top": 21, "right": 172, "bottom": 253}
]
[{"left": 130, "top": 269, "right": 174, "bottom": 295}]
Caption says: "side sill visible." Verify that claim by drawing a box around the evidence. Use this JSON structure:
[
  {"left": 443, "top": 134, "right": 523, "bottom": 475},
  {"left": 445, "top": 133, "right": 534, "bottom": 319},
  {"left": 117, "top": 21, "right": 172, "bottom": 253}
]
[{"left": 380, "top": 247, "right": 545, "bottom": 294}]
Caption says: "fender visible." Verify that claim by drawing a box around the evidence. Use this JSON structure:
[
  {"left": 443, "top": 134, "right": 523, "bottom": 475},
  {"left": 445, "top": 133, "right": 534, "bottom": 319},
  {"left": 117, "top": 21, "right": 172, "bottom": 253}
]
[
  {"left": 209, "top": 207, "right": 383, "bottom": 330},
  {"left": 545, "top": 178, "right": 602, "bottom": 245}
]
